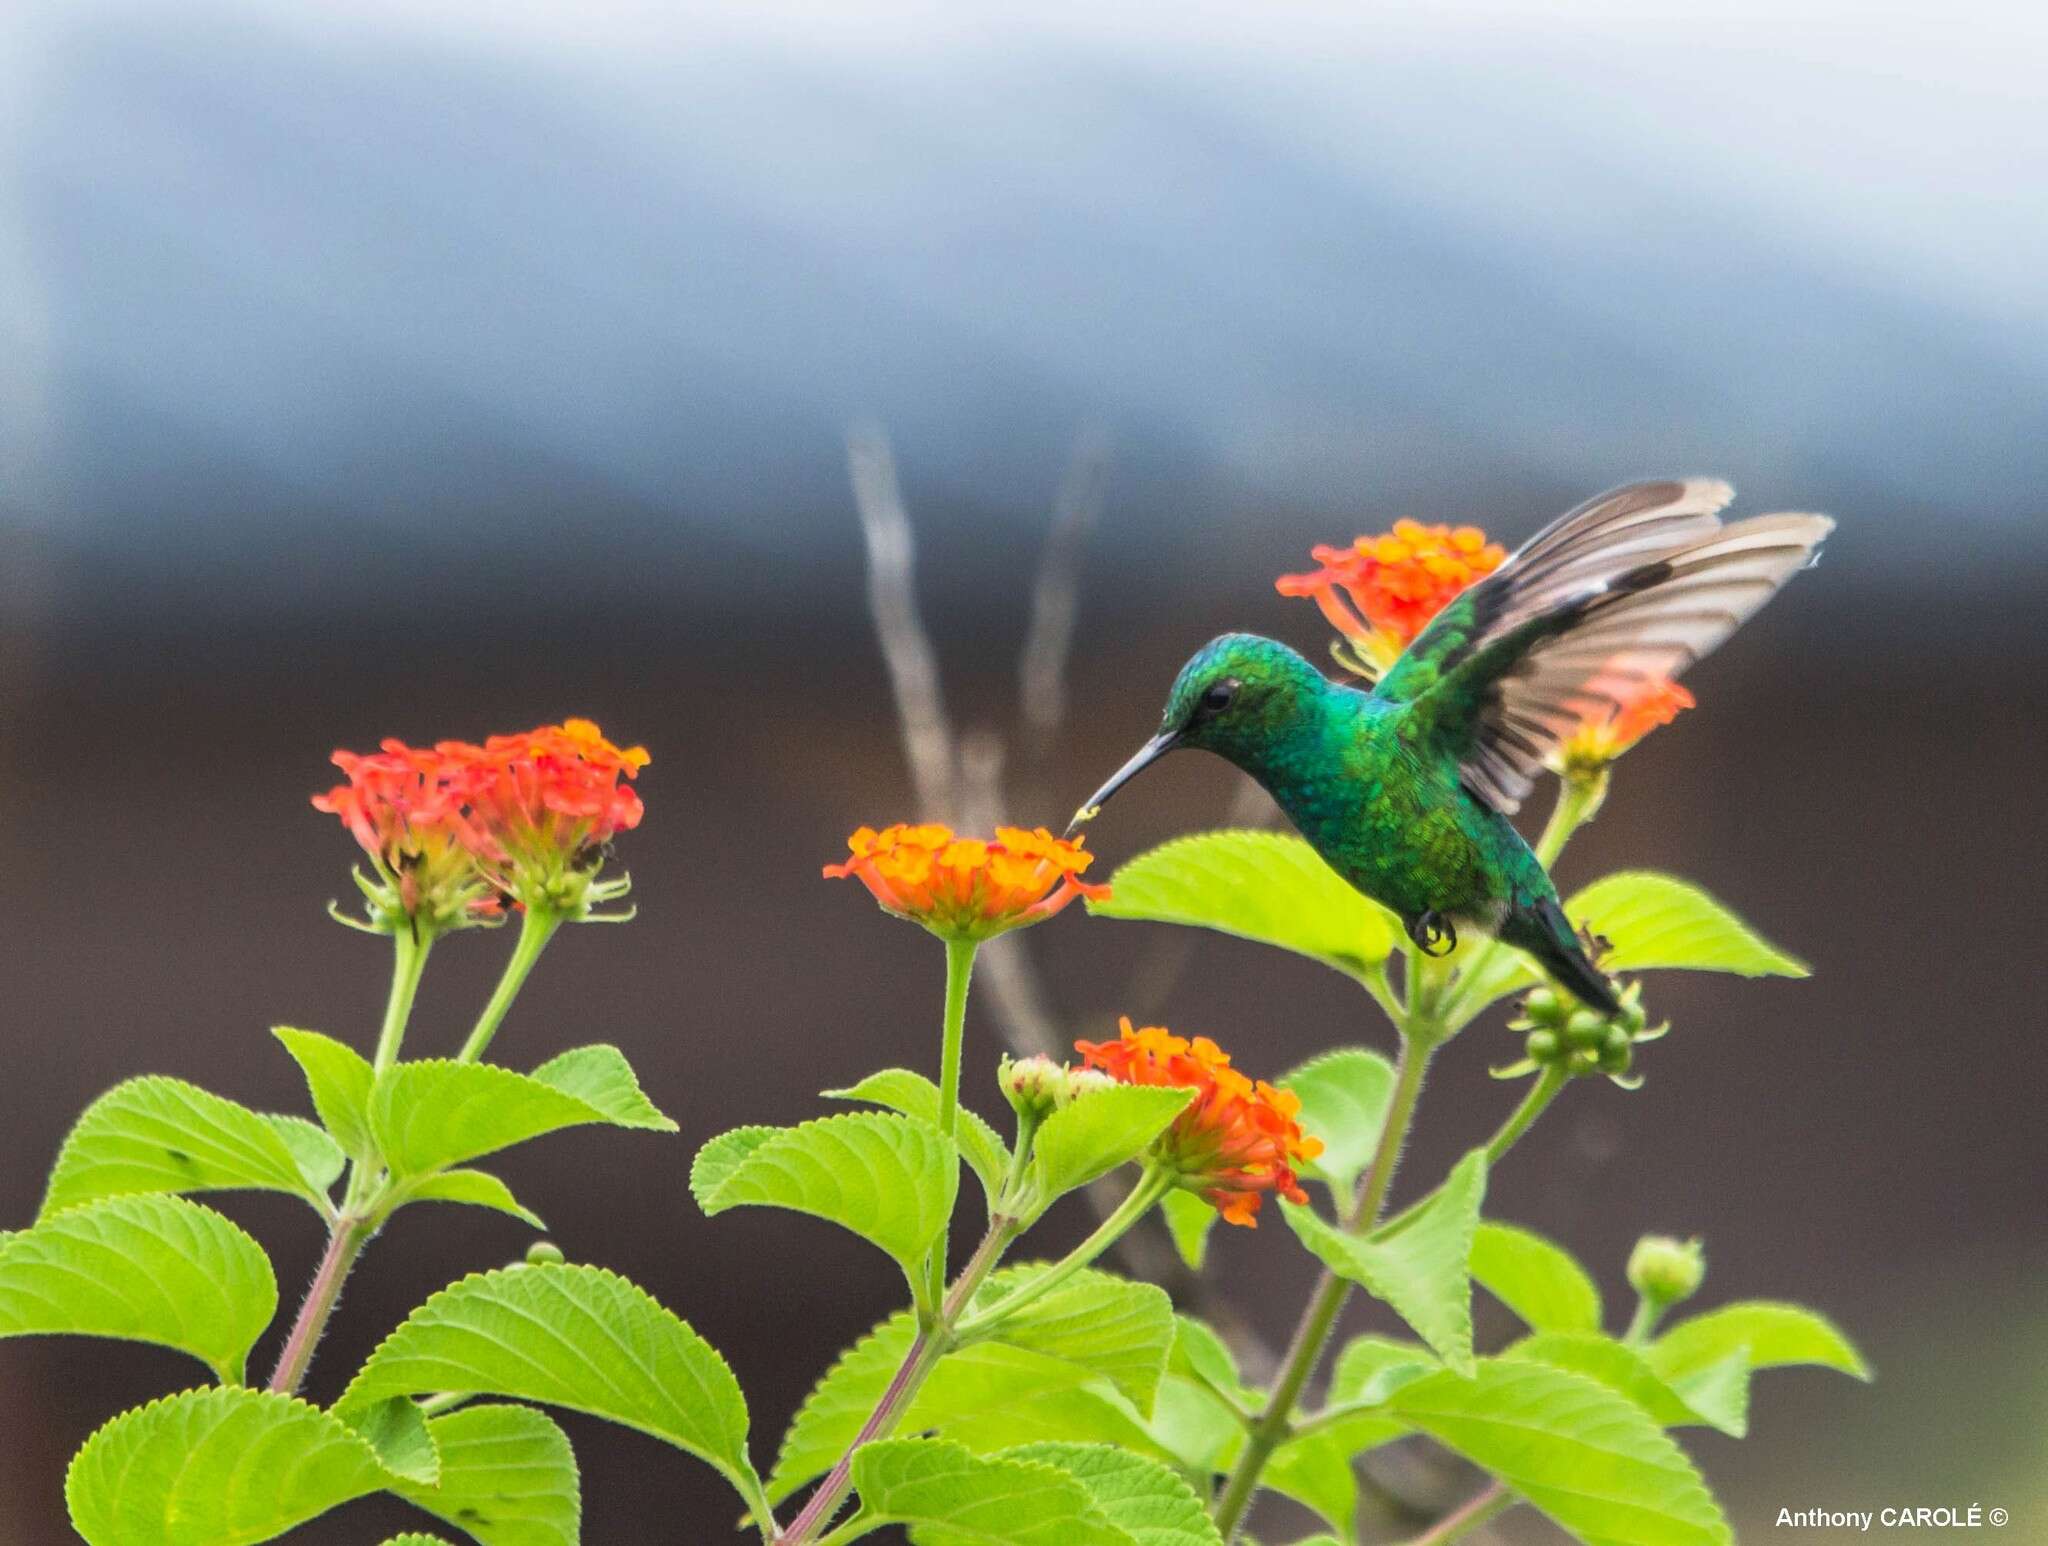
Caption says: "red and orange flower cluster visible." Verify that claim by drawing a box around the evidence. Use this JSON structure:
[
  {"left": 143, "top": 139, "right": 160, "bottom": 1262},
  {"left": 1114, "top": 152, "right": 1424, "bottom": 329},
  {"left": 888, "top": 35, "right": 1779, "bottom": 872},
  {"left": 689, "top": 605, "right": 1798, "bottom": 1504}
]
[
  {"left": 1277, "top": 519, "right": 1506, "bottom": 675},
  {"left": 1076, "top": 1019, "right": 1323, "bottom": 1227},
  {"left": 314, "top": 719, "right": 648, "bottom": 929},
  {"left": 824, "top": 823, "right": 1107, "bottom": 942}
]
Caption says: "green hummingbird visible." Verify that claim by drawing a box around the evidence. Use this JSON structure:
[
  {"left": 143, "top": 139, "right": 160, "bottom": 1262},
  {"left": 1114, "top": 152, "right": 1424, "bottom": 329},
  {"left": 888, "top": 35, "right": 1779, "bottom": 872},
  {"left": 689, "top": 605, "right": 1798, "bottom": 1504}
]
[{"left": 1071, "top": 480, "right": 1832, "bottom": 1014}]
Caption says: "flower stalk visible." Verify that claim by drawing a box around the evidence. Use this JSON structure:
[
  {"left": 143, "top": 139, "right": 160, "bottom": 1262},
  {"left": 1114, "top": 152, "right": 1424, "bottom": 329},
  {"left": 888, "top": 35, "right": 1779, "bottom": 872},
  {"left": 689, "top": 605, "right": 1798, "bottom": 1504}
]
[
  {"left": 459, "top": 905, "right": 564, "bottom": 1063},
  {"left": 924, "top": 937, "right": 979, "bottom": 1310}
]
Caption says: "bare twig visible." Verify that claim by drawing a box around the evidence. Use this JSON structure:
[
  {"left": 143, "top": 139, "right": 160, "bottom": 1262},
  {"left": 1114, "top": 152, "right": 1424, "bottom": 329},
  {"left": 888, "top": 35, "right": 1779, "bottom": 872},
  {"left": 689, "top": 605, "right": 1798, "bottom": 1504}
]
[
  {"left": 848, "top": 421, "right": 957, "bottom": 822},
  {"left": 1018, "top": 426, "right": 1111, "bottom": 744}
]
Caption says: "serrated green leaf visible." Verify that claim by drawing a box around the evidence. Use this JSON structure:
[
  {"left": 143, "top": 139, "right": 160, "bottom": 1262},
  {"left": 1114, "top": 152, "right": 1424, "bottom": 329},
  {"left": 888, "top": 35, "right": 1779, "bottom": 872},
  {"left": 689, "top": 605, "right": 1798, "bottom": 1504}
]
[
  {"left": 1168, "top": 1316, "right": 1249, "bottom": 1406},
  {"left": 390, "top": 1404, "right": 580, "bottom": 1546},
  {"left": 1088, "top": 830, "right": 1398, "bottom": 979},
  {"left": 370, "top": 1047, "right": 676, "bottom": 1178},
  {"left": 1650, "top": 1301, "right": 1870, "bottom": 1382},
  {"left": 1003, "top": 1443, "right": 1222, "bottom": 1545},
  {"left": 40, "top": 1077, "right": 330, "bottom": 1220},
  {"left": 1471, "top": 1220, "right": 1603, "bottom": 1334},
  {"left": 1158, "top": 1189, "right": 1216, "bottom": 1270},
  {"left": 272, "top": 1027, "right": 376, "bottom": 1160},
  {"left": 1569, "top": 872, "right": 1809, "bottom": 977},
  {"left": 849, "top": 1438, "right": 1129, "bottom": 1544},
  {"left": 691, "top": 1112, "right": 958, "bottom": 1291},
  {"left": 398, "top": 1170, "right": 546, "bottom": 1228},
  {"left": 341, "top": 1263, "right": 757, "bottom": 1504},
  {"left": 1029, "top": 1086, "right": 1191, "bottom": 1203},
  {"left": 1503, "top": 1331, "right": 1747, "bottom": 1437},
  {"left": 1140, "top": 1375, "right": 1241, "bottom": 1473},
  {"left": 339, "top": 1396, "right": 441, "bottom": 1486},
  {"left": 382, "top": 1536, "right": 459, "bottom": 1545},
  {"left": 1387, "top": 1359, "right": 1732, "bottom": 1546},
  {"left": 66, "top": 1387, "right": 389, "bottom": 1545},
  {"left": 970, "top": 1268, "right": 1174, "bottom": 1411},
  {"left": 0, "top": 1195, "right": 277, "bottom": 1384},
  {"left": 266, "top": 1114, "right": 347, "bottom": 1198},
  {"left": 1329, "top": 1334, "right": 1438, "bottom": 1409},
  {"left": 769, "top": 1272, "right": 1175, "bottom": 1506},
  {"left": 824, "top": 1068, "right": 1012, "bottom": 1209},
  {"left": 689, "top": 1125, "right": 779, "bottom": 1196},
  {"left": 1280, "top": 1048, "right": 1395, "bottom": 1196},
  {"left": 1281, "top": 1149, "right": 1486, "bottom": 1374}
]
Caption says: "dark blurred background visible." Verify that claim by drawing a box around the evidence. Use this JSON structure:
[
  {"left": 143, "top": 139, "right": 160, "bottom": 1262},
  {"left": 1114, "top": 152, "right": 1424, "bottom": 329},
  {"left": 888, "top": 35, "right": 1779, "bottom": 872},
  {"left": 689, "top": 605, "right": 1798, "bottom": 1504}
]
[{"left": 2, "top": 2, "right": 2044, "bottom": 1540}]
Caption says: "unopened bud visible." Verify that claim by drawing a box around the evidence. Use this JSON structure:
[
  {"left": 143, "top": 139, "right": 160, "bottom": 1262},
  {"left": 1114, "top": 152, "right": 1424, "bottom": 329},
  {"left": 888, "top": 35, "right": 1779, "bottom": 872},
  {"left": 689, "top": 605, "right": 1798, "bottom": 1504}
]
[
  {"left": 1565, "top": 1009, "right": 1608, "bottom": 1050},
  {"left": 998, "top": 1054, "right": 1070, "bottom": 1119},
  {"left": 1627, "top": 1235, "right": 1705, "bottom": 1308},
  {"left": 1063, "top": 1068, "right": 1118, "bottom": 1103},
  {"left": 1525, "top": 1028, "right": 1560, "bottom": 1064},
  {"left": 525, "top": 1240, "right": 566, "bottom": 1267},
  {"left": 1522, "top": 987, "right": 1563, "bottom": 1026}
]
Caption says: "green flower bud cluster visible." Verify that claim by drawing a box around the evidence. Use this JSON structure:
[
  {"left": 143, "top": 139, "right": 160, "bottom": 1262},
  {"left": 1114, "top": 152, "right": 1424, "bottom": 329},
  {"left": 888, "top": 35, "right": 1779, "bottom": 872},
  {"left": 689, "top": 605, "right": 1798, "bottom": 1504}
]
[
  {"left": 1627, "top": 1234, "right": 1706, "bottom": 1309},
  {"left": 1493, "top": 980, "right": 1666, "bottom": 1088},
  {"left": 997, "top": 1054, "right": 1112, "bottom": 1120}
]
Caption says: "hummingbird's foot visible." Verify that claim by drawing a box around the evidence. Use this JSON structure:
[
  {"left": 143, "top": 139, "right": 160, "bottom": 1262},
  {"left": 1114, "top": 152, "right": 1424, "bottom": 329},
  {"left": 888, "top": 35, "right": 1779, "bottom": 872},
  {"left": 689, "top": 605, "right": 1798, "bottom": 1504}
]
[{"left": 1409, "top": 910, "right": 1458, "bottom": 957}]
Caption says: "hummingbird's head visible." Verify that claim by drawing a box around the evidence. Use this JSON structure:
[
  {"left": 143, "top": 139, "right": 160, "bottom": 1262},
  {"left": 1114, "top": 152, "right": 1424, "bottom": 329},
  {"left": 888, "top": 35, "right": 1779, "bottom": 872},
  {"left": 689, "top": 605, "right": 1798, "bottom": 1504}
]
[{"left": 1068, "top": 633, "right": 1328, "bottom": 832}]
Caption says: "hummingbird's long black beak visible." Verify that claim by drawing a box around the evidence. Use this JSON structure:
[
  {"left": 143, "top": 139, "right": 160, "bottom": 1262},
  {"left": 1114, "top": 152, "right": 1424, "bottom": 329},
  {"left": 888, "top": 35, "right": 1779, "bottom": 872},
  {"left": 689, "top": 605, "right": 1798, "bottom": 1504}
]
[{"left": 1066, "top": 730, "right": 1181, "bottom": 835}]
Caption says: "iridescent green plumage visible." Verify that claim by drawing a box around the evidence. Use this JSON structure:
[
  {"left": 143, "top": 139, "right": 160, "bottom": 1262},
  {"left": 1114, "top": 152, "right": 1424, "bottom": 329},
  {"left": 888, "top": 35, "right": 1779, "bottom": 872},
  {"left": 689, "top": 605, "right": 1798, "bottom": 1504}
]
[{"left": 1077, "top": 480, "right": 1834, "bottom": 1012}]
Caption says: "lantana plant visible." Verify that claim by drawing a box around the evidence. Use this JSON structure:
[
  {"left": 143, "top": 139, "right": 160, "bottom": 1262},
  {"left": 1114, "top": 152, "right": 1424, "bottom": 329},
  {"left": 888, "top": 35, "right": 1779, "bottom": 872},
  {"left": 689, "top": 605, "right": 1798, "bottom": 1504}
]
[{"left": 0, "top": 526, "right": 1866, "bottom": 1546}]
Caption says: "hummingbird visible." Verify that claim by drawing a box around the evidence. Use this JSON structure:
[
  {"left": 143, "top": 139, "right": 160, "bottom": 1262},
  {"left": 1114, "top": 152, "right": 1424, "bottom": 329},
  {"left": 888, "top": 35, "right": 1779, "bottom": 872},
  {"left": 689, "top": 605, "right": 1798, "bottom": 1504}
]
[{"left": 1071, "top": 480, "right": 1832, "bottom": 1015}]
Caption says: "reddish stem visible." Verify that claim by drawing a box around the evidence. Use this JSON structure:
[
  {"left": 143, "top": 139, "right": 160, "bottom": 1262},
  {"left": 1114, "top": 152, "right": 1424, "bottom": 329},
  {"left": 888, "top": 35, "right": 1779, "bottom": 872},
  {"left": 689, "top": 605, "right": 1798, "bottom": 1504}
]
[{"left": 267, "top": 1217, "right": 369, "bottom": 1395}]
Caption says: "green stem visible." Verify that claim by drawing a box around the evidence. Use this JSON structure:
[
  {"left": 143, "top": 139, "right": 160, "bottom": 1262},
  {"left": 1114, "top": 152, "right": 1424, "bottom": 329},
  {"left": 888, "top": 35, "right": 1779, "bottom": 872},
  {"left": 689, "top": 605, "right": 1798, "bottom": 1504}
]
[
  {"left": 1484, "top": 1063, "right": 1568, "bottom": 1168},
  {"left": 923, "top": 937, "right": 979, "bottom": 1312},
  {"left": 371, "top": 926, "right": 434, "bottom": 1075},
  {"left": 458, "top": 906, "right": 563, "bottom": 1063},
  {"left": 953, "top": 1167, "right": 1174, "bottom": 1340},
  {"left": 1400, "top": 1481, "right": 1514, "bottom": 1546},
  {"left": 1624, "top": 1296, "right": 1665, "bottom": 1346},
  {"left": 1210, "top": 1032, "right": 1437, "bottom": 1539}
]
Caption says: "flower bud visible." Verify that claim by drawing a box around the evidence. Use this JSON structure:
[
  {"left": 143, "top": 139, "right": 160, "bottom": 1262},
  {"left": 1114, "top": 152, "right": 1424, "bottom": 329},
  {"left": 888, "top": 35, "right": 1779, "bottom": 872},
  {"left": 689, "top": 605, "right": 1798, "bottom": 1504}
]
[
  {"left": 1598, "top": 1025, "right": 1634, "bottom": 1073},
  {"left": 1522, "top": 987, "right": 1562, "bottom": 1025},
  {"left": 1627, "top": 1235, "right": 1705, "bottom": 1308},
  {"left": 525, "top": 1240, "right": 566, "bottom": 1267},
  {"left": 1525, "top": 1028, "right": 1560, "bottom": 1064},
  {"left": 1565, "top": 1008, "right": 1608, "bottom": 1050},
  {"left": 998, "top": 1054, "right": 1070, "bottom": 1120},
  {"left": 1063, "top": 1068, "right": 1118, "bottom": 1103}
]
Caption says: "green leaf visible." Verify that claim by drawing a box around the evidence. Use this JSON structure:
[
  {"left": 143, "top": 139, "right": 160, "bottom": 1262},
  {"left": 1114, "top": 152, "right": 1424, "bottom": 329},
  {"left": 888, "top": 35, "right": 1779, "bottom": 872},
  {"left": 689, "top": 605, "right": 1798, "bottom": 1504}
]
[
  {"left": 848, "top": 1438, "right": 1130, "bottom": 1544},
  {"left": 382, "top": 1537, "right": 460, "bottom": 1545},
  {"left": 40, "top": 1077, "right": 332, "bottom": 1220},
  {"left": 1029, "top": 1086, "right": 1191, "bottom": 1203},
  {"left": 1280, "top": 1048, "right": 1396, "bottom": 1196},
  {"left": 66, "top": 1387, "right": 389, "bottom": 1545},
  {"left": 1470, "top": 1220, "right": 1603, "bottom": 1333},
  {"left": 1328, "top": 1334, "right": 1438, "bottom": 1409},
  {"left": 1158, "top": 1189, "right": 1216, "bottom": 1270},
  {"left": 768, "top": 1281, "right": 1173, "bottom": 1506},
  {"left": 1262, "top": 1431, "right": 1357, "bottom": 1538},
  {"left": 339, "top": 1396, "right": 441, "bottom": 1486},
  {"left": 824, "top": 1068, "right": 1012, "bottom": 1209},
  {"left": 1140, "top": 1376, "right": 1240, "bottom": 1475},
  {"left": 341, "top": 1263, "right": 757, "bottom": 1504},
  {"left": 0, "top": 1195, "right": 277, "bottom": 1384},
  {"left": 1650, "top": 1301, "right": 1870, "bottom": 1381},
  {"left": 1281, "top": 1148, "right": 1487, "bottom": 1374},
  {"left": 1168, "top": 1317, "right": 1249, "bottom": 1406},
  {"left": 390, "top": 1404, "right": 580, "bottom": 1546},
  {"left": 970, "top": 1268, "right": 1174, "bottom": 1411},
  {"left": 691, "top": 1112, "right": 958, "bottom": 1291},
  {"left": 1088, "top": 830, "right": 1398, "bottom": 980},
  {"left": 272, "top": 1027, "right": 376, "bottom": 1160},
  {"left": 398, "top": 1170, "right": 546, "bottom": 1229},
  {"left": 1003, "top": 1443, "right": 1222, "bottom": 1545},
  {"left": 1503, "top": 1331, "right": 1747, "bottom": 1437},
  {"left": 1386, "top": 1359, "right": 1732, "bottom": 1546},
  {"left": 370, "top": 1047, "right": 677, "bottom": 1178},
  {"left": 1568, "top": 872, "right": 1809, "bottom": 977},
  {"left": 266, "top": 1115, "right": 347, "bottom": 1198}
]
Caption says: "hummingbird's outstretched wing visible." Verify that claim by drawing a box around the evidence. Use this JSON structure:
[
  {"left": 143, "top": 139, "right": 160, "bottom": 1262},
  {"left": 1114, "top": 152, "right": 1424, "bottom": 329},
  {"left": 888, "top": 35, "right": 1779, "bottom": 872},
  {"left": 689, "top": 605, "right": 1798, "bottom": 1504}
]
[{"left": 1377, "top": 479, "right": 1833, "bottom": 814}]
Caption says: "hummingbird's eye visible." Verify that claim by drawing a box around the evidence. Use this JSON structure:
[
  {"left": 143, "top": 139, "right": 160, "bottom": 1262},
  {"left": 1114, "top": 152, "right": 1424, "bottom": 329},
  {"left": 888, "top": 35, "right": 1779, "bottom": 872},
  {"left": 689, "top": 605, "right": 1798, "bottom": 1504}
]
[{"left": 1200, "top": 678, "right": 1241, "bottom": 714}]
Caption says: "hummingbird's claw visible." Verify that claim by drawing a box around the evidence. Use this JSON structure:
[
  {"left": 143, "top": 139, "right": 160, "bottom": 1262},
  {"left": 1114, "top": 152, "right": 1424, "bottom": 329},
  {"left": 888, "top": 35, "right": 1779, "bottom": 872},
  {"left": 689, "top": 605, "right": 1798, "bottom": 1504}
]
[{"left": 1409, "top": 910, "right": 1458, "bottom": 957}]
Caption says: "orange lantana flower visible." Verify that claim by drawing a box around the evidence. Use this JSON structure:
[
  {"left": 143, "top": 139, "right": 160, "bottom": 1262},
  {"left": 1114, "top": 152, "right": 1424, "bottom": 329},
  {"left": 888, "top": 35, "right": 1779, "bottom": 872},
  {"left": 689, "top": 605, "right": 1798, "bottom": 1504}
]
[
  {"left": 824, "top": 823, "right": 1107, "bottom": 942},
  {"left": 1277, "top": 519, "right": 1506, "bottom": 677},
  {"left": 1075, "top": 1019, "right": 1323, "bottom": 1227},
  {"left": 1554, "top": 677, "right": 1695, "bottom": 776},
  {"left": 313, "top": 741, "right": 500, "bottom": 930}
]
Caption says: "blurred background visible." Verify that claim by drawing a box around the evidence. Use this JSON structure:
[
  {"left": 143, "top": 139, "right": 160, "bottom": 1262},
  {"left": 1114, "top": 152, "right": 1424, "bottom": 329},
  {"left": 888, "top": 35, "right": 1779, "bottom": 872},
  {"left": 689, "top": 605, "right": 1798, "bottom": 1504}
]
[{"left": 2, "top": 0, "right": 2044, "bottom": 1539}]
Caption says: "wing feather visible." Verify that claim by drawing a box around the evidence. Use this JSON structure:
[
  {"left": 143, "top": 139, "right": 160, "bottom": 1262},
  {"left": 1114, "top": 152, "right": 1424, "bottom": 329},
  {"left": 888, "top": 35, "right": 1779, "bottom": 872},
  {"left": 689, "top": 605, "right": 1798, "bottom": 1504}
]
[{"left": 1382, "top": 482, "right": 1832, "bottom": 814}]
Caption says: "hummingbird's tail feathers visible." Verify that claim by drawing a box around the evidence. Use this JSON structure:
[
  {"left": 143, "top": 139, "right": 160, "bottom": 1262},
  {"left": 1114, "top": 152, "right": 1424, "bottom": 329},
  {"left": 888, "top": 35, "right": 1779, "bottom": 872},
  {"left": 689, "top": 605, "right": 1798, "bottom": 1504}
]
[
  {"left": 1381, "top": 480, "right": 1833, "bottom": 815},
  {"left": 1499, "top": 898, "right": 1624, "bottom": 1018}
]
